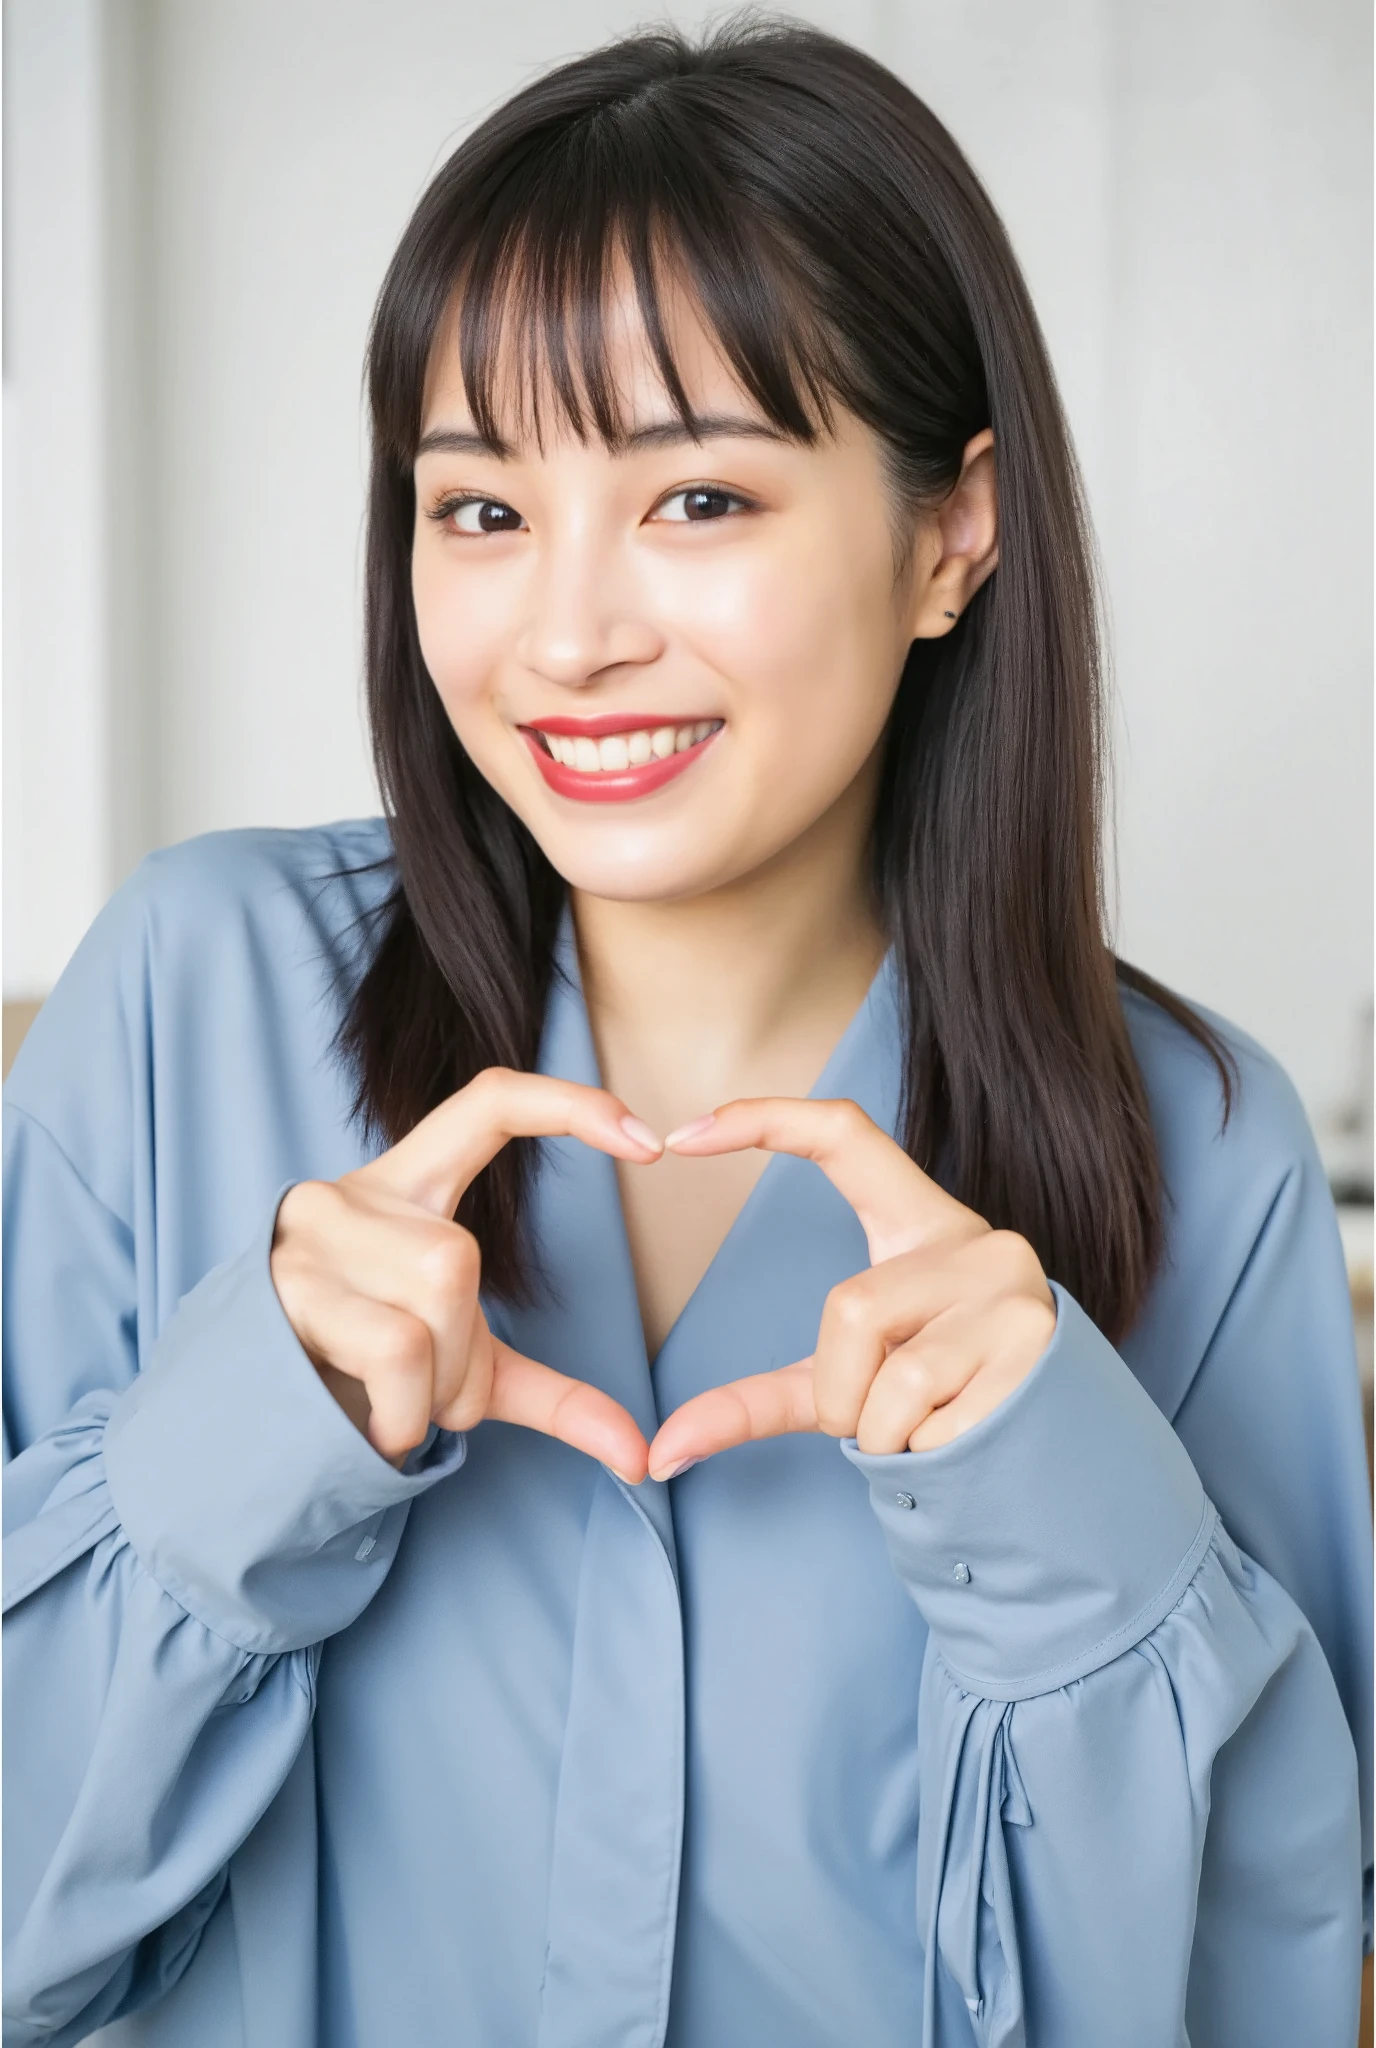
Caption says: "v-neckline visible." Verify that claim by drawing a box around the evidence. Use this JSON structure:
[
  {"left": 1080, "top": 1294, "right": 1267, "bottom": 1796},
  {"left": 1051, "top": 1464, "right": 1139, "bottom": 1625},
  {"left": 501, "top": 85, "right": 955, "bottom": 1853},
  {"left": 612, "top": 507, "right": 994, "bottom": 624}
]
[{"left": 550, "top": 912, "right": 899, "bottom": 1378}]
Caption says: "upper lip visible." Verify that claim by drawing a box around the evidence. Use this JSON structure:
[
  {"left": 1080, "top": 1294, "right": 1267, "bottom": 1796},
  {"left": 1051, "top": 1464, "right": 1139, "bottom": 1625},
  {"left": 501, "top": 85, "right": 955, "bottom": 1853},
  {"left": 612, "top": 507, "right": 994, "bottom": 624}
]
[{"left": 521, "top": 712, "right": 721, "bottom": 738}]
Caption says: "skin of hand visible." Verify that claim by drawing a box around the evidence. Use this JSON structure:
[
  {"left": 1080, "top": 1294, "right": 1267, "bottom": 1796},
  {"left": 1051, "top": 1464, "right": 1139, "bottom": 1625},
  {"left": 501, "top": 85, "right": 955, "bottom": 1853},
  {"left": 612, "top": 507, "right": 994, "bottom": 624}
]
[
  {"left": 644, "top": 1095, "right": 1057, "bottom": 1481},
  {"left": 272, "top": 1071, "right": 1052, "bottom": 1481},
  {"left": 269, "top": 1068, "right": 663, "bottom": 1479}
]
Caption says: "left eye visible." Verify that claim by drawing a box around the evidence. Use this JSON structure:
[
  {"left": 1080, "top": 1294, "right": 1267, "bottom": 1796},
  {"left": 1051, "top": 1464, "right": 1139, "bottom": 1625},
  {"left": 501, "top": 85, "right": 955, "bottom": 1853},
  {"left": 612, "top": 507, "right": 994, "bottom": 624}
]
[
  {"left": 446, "top": 498, "right": 526, "bottom": 535},
  {"left": 654, "top": 486, "right": 746, "bottom": 524}
]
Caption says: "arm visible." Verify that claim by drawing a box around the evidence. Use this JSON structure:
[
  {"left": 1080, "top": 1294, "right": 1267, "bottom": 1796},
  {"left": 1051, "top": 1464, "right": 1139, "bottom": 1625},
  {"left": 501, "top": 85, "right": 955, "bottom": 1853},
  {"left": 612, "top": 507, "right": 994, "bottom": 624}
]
[
  {"left": 1, "top": 842, "right": 660, "bottom": 2044},
  {"left": 845, "top": 1286, "right": 1362, "bottom": 2047},
  {"left": 2, "top": 1107, "right": 465, "bottom": 2046},
  {"left": 4, "top": 993, "right": 660, "bottom": 2045}
]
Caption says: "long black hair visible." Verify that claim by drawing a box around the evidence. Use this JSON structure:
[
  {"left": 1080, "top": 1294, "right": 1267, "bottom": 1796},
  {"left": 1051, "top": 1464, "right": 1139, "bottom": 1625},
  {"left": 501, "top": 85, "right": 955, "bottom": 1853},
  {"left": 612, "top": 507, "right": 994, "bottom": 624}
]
[{"left": 341, "top": 15, "right": 1232, "bottom": 1337}]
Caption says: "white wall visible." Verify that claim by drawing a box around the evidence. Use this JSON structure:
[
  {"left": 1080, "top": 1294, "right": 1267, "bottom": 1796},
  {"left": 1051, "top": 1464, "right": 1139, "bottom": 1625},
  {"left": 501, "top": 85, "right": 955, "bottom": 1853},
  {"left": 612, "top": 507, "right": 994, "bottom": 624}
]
[
  {"left": 5, "top": 0, "right": 1371, "bottom": 1128},
  {"left": 1106, "top": 0, "right": 1372, "bottom": 1123},
  {"left": 3, "top": 0, "right": 110, "bottom": 993}
]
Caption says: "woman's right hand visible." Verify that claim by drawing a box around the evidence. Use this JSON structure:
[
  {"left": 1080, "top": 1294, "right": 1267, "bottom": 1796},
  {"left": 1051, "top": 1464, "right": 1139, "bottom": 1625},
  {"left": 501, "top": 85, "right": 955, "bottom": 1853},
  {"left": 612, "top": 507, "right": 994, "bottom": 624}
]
[{"left": 269, "top": 1069, "right": 662, "bottom": 1481}]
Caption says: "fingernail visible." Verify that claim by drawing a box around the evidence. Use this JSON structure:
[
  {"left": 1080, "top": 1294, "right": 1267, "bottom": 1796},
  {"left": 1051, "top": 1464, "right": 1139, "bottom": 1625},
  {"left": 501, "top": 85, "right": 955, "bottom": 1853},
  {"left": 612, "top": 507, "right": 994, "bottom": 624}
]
[
  {"left": 619, "top": 1114, "right": 662, "bottom": 1153},
  {"left": 609, "top": 1466, "right": 643, "bottom": 1486},
  {"left": 655, "top": 1456, "right": 702, "bottom": 1481},
  {"left": 664, "top": 1114, "right": 716, "bottom": 1148}
]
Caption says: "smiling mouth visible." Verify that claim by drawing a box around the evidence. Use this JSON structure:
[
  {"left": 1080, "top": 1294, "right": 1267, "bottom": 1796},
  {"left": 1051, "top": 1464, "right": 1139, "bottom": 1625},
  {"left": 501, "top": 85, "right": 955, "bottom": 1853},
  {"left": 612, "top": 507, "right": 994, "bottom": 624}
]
[{"left": 518, "top": 716, "right": 724, "bottom": 802}]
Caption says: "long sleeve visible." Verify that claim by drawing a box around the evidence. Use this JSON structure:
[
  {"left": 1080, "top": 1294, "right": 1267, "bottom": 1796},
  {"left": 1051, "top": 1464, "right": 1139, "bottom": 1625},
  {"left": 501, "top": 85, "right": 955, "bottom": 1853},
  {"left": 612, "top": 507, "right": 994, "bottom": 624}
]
[
  {"left": 2, "top": 1106, "right": 466, "bottom": 2047},
  {"left": 842, "top": 1266, "right": 1366, "bottom": 2047}
]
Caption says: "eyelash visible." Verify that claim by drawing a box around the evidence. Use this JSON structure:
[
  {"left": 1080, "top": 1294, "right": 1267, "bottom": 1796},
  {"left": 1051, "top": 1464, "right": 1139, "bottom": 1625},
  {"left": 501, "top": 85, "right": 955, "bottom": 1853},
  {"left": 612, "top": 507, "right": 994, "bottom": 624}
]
[
  {"left": 424, "top": 495, "right": 520, "bottom": 534},
  {"left": 424, "top": 483, "right": 756, "bottom": 533}
]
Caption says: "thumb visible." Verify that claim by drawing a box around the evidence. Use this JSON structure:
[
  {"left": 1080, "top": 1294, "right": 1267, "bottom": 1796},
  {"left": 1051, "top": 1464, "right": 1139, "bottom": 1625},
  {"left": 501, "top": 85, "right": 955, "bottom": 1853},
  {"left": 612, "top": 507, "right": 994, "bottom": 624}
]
[
  {"left": 453, "top": 1339, "right": 650, "bottom": 1485},
  {"left": 647, "top": 1360, "right": 818, "bottom": 1480}
]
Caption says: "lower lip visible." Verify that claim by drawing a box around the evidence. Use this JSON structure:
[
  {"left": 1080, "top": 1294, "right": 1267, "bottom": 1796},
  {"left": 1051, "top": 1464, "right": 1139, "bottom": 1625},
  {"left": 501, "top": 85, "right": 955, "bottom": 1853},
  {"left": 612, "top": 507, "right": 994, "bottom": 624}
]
[{"left": 520, "top": 728, "right": 720, "bottom": 803}]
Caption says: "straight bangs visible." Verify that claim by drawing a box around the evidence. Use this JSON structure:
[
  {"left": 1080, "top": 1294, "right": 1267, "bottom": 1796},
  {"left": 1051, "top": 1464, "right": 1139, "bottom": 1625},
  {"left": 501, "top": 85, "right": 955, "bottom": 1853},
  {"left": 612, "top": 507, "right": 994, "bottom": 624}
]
[{"left": 455, "top": 159, "right": 835, "bottom": 459}]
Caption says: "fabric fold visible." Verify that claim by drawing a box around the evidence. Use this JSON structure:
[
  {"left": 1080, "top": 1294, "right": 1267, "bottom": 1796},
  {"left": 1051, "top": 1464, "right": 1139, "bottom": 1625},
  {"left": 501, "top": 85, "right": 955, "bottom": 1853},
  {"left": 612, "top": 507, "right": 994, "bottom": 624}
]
[
  {"left": 3, "top": 1389, "right": 122, "bottom": 1611},
  {"left": 907, "top": 1516, "right": 1362, "bottom": 2044}
]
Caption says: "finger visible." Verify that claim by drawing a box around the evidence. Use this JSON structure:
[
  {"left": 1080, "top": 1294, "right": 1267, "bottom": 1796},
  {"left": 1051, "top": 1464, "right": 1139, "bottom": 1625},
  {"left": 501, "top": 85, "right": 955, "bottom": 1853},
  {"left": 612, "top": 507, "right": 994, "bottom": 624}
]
[
  {"left": 664, "top": 1096, "right": 975, "bottom": 1263},
  {"left": 902, "top": 1296, "right": 1055, "bottom": 1452},
  {"left": 296, "top": 1284, "right": 436, "bottom": 1463},
  {"left": 283, "top": 1184, "right": 482, "bottom": 1412},
  {"left": 646, "top": 1361, "right": 817, "bottom": 1480},
  {"left": 852, "top": 1313, "right": 982, "bottom": 1454},
  {"left": 481, "top": 1340, "right": 651, "bottom": 1485},
  {"left": 811, "top": 1250, "right": 968, "bottom": 1436},
  {"left": 903, "top": 1354, "right": 1029, "bottom": 1452},
  {"left": 423, "top": 1296, "right": 495, "bottom": 1435},
  {"left": 357, "top": 1069, "right": 663, "bottom": 1219}
]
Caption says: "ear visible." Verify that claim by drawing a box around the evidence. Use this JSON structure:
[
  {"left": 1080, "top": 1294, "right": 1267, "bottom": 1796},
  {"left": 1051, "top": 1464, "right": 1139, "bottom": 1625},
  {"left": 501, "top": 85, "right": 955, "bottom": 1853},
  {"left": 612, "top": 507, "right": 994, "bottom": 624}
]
[{"left": 906, "top": 428, "right": 999, "bottom": 639}]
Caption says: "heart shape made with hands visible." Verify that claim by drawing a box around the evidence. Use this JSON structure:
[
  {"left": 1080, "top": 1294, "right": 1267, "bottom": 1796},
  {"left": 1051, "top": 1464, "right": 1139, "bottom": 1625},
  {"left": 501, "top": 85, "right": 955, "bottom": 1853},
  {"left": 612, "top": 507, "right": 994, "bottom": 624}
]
[{"left": 272, "top": 1071, "right": 1053, "bottom": 1484}]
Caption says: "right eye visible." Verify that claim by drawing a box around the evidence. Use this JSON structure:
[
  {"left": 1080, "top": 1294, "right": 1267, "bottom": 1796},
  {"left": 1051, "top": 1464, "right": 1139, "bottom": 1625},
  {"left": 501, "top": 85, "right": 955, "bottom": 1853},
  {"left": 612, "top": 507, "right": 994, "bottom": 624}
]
[{"left": 436, "top": 496, "right": 527, "bottom": 535}]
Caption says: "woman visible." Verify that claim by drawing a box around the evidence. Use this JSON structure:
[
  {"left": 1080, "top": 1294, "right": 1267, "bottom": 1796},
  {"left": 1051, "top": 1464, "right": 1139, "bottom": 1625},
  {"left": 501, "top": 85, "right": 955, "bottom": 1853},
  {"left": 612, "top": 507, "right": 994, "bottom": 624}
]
[{"left": 3, "top": 20, "right": 1369, "bottom": 2046}]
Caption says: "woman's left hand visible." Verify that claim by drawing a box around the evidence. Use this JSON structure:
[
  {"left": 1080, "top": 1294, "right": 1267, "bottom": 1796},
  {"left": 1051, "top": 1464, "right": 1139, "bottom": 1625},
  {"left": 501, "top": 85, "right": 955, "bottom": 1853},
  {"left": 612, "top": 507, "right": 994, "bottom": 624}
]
[{"left": 646, "top": 1097, "right": 1057, "bottom": 1481}]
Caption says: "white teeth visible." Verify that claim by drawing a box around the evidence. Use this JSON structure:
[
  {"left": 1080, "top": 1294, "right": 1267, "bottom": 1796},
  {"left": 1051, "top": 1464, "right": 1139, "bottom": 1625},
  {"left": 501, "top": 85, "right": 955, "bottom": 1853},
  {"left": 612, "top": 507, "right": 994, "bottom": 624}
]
[{"left": 542, "top": 722, "right": 720, "bottom": 772}]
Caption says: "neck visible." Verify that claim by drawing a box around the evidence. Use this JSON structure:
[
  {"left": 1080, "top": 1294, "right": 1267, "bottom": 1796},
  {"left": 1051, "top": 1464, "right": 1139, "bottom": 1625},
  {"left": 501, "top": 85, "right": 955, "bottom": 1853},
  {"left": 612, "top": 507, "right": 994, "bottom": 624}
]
[{"left": 572, "top": 768, "right": 888, "bottom": 1112}]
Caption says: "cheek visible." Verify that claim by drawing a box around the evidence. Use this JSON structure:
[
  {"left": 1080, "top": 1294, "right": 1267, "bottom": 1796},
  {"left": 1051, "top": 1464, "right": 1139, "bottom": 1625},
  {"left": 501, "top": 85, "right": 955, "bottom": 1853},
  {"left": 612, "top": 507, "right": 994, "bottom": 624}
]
[
  {"left": 410, "top": 545, "right": 507, "bottom": 728},
  {"left": 669, "top": 527, "right": 902, "bottom": 756}
]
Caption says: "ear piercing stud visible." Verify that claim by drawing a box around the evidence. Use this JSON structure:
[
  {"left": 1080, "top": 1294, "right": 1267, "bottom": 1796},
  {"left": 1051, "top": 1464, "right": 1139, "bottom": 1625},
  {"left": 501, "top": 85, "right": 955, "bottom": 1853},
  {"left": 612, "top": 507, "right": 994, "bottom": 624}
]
[{"left": 942, "top": 610, "right": 957, "bottom": 620}]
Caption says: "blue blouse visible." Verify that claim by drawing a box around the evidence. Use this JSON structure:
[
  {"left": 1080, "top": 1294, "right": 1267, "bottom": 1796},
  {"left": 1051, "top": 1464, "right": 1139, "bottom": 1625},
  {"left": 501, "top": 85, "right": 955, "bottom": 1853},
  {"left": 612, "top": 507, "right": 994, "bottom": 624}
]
[{"left": 3, "top": 819, "right": 1371, "bottom": 2048}]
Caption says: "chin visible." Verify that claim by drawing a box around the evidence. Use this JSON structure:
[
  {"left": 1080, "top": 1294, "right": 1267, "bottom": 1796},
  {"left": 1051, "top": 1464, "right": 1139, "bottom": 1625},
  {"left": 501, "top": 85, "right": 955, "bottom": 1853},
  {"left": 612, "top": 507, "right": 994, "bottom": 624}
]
[
  {"left": 538, "top": 839, "right": 737, "bottom": 904},
  {"left": 491, "top": 775, "right": 745, "bottom": 903}
]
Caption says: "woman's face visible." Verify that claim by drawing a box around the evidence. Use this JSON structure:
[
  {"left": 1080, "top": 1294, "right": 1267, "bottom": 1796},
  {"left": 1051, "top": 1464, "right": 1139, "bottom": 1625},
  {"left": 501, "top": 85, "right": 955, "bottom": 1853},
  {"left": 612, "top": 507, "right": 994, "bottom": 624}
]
[{"left": 411, "top": 276, "right": 990, "bottom": 904}]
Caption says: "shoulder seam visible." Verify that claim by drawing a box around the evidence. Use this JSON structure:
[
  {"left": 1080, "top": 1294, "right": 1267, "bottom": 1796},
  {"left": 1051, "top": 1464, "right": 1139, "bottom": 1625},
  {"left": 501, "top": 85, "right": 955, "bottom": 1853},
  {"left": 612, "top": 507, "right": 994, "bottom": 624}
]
[{"left": 3, "top": 1100, "right": 134, "bottom": 1238}]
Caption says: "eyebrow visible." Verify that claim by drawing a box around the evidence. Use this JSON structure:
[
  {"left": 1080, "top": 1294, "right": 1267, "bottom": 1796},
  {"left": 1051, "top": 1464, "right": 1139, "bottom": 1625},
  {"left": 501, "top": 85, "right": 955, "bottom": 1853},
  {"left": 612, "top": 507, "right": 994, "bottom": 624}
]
[{"left": 414, "top": 413, "right": 790, "bottom": 460}]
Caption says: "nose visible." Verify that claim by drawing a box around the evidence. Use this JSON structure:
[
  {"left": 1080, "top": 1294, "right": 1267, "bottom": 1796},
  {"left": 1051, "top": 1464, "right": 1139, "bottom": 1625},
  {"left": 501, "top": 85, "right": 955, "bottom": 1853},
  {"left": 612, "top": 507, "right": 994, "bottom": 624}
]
[{"left": 514, "top": 528, "right": 662, "bottom": 688}]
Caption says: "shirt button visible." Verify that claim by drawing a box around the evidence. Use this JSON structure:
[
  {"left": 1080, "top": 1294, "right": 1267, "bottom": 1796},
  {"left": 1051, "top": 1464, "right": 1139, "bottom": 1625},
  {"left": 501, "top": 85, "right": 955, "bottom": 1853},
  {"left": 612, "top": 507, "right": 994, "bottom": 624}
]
[
  {"left": 354, "top": 1536, "right": 377, "bottom": 1561},
  {"left": 952, "top": 1560, "right": 971, "bottom": 1585},
  {"left": 894, "top": 1491, "right": 916, "bottom": 1510}
]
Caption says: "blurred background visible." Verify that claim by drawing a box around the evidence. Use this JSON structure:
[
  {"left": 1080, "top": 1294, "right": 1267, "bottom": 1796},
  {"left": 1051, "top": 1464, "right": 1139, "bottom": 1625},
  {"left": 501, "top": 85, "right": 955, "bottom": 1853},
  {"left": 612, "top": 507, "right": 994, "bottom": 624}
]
[{"left": 3, "top": 0, "right": 1372, "bottom": 1353}]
